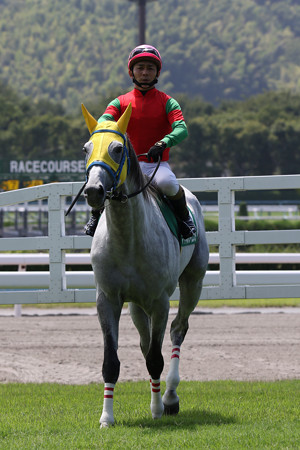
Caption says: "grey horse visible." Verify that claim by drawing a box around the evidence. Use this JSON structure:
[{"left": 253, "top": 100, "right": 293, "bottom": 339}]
[{"left": 81, "top": 103, "right": 209, "bottom": 428}]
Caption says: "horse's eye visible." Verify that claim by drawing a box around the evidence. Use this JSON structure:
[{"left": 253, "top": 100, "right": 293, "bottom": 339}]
[
  {"left": 82, "top": 141, "right": 93, "bottom": 153},
  {"left": 114, "top": 143, "right": 123, "bottom": 154}
]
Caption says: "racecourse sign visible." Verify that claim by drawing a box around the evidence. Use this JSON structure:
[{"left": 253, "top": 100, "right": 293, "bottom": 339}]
[
  {"left": 9, "top": 159, "right": 85, "bottom": 175},
  {"left": 0, "top": 159, "right": 86, "bottom": 190}
]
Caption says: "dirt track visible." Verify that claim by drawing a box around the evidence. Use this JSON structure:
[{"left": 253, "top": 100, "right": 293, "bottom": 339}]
[{"left": 0, "top": 310, "right": 299, "bottom": 384}]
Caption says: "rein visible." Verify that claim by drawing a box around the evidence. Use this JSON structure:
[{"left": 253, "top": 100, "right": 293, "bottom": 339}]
[
  {"left": 109, "top": 153, "right": 161, "bottom": 203},
  {"left": 65, "top": 181, "right": 87, "bottom": 216}
]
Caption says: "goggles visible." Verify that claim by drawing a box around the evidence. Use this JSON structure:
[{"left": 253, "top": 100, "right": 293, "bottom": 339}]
[{"left": 129, "top": 46, "right": 161, "bottom": 60}]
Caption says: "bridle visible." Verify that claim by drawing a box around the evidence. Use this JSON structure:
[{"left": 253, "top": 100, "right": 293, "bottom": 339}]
[
  {"left": 109, "top": 152, "right": 161, "bottom": 203},
  {"left": 65, "top": 129, "right": 161, "bottom": 216},
  {"left": 87, "top": 129, "right": 130, "bottom": 191}
]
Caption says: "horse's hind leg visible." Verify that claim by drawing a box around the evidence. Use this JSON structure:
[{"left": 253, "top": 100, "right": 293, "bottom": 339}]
[
  {"left": 97, "top": 291, "right": 122, "bottom": 428},
  {"left": 131, "top": 298, "right": 169, "bottom": 419},
  {"left": 163, "top": 263, "right": 207, "bottom": 415}
]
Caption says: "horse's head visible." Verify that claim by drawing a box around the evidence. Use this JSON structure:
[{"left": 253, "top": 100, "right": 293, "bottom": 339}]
[{"left": 82, "top": 103, "right": 132, "bottom": 209}]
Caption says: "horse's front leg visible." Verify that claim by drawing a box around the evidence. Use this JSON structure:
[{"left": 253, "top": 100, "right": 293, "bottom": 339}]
[
  {"left": 97, "top": 291, "right": 122, "bottom": 428},
  {"left": 146, "top": 295, "right": 170, "bottom": 419}
]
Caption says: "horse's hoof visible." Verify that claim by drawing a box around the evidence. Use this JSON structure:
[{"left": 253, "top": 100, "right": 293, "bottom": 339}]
[
  {"left": 151, "top": 401, "right": 164, "bottom": 419},
  {"left": 100, "top": 413, "right": 114, "bottom": 428},
  {"left": 162, "top": 390, "right": 179, "bottom": 415},
  {"left": 100, "top": 421, "right": 114, "bottom": 429},
  {"left": 163, "top": 401, "right": 179, "bottom": 416}
]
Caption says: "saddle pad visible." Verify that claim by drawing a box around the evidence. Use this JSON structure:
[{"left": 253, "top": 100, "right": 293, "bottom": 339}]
[{"left": 155, "top": 195, "right": 197, "bottom": 247}]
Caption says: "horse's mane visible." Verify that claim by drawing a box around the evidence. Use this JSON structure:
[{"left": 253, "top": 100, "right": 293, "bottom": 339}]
[{"left": 126, "top": 136, "right": 159, "bottom": 201}]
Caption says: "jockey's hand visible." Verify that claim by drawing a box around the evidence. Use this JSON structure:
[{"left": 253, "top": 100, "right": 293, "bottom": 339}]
[{"left": 147, "top": 141, "right": 167, "bottom": 162}]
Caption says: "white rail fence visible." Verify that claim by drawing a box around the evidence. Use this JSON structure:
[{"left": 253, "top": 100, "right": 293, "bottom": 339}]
[
  {"left": 0, "top": 252, "right": 299, "bottom": 291},
  {"left": 0, "top": 175, "right": 300, "bottom": 305}
]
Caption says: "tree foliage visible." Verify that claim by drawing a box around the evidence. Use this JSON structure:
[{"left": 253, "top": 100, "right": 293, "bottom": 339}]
[
  {"left": 1, "top": 81, "right": 300, "bottom": 180},
  {"left": 0, "top": 80, "right": 89, "bottom": 165},
  {"left": 0, "top": 0, "right": 299, "bottom": 112},
  {"left": 171, "top": 91, "right": 300, "bottom": 177}
]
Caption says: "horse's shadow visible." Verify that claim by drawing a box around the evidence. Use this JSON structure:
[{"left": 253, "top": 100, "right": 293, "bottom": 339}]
[{"left": 122, "top": 409, "right": 236, "bottom": 429}]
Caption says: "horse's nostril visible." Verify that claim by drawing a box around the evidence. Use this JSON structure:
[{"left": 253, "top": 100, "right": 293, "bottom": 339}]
[
  {"left": 85, "top": 185, "right": 103, "bottom": 195},
  {"left": 84, "top": 185, "right": 105, "bottom": 207}
]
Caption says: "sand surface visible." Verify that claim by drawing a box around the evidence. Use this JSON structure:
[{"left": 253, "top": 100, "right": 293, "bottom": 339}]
[{"left": 1, "top": 308, "right": 299, "bottom": 384}]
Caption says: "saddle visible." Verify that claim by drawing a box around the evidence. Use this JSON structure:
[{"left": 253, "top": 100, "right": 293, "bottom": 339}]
[{"left": 155, "top": 194, "right": 197, "bottom": 247}]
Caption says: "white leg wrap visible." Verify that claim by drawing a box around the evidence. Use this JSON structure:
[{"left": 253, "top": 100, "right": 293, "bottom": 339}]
[
  {"left": 100, "top": 383, "right": 115, "bottom": 428},
  {"left": 150, "top": 378, "right": 164, "bottom": 419},
  {"left": 163, "top": 347, "right": 181, "bottom": 409},
  {"left": 166, "top": 347, "right": 181, "bottom": 390}
]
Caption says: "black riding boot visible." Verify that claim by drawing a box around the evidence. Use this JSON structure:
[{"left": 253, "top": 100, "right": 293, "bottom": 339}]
[
  {"left": 84, "top": 209, "right": 101, "bottom": 237},
  {"left": 167, "top": 187, "right": 196, "bottom": 239}
]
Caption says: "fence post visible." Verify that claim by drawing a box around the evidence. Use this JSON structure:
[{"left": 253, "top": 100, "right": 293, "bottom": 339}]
[{"left": 14, "top": 263, "right": 26, "bottom": 317}]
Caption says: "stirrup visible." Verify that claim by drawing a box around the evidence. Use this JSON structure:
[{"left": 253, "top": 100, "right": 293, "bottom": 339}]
[{"left": 180, "top": 215, "right": 196, "bottom": 240}]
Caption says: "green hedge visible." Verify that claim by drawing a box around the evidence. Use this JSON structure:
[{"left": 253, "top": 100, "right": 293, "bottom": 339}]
[
  {"left": 204, "top": 218, "right": 300, "bottom": 232},
  {"left": 204, "top": 218, "right": 300, "bottom": 262}
]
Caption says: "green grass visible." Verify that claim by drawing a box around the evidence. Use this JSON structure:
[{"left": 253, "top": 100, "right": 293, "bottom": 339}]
[
  {"left": 193, "top": 297, "right": 300, "bottom": 308},
  {"left": 0, "top": 381, "right": 299, "bottom": 449},
  {"left": 1, "top": 297, "right": 299, "bottom": 309}
]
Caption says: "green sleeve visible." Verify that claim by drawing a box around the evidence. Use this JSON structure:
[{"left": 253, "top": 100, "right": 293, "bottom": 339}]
[
  {"left": 98, "top": 98, "right": 121, "bottom": 123},
  {"left": 162, "top": 120, "right": 188, "bottom": 148},
  {"left": 162, "top": 98, "right": 188, "bottom": 148}
]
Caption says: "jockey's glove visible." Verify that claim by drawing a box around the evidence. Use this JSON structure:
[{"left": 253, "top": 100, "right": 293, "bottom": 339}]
[{"left": 147, "top": 141, "right": 167, "bottom": 162}]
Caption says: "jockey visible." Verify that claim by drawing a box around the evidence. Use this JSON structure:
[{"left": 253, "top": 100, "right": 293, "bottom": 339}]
[{"left": 85, "top": 44, "right": 196, "bottom": 239}]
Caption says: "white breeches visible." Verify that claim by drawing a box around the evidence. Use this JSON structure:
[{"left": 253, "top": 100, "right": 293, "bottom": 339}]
[{"left": 139, "top": 161, "right": 179, "bottom": 197}]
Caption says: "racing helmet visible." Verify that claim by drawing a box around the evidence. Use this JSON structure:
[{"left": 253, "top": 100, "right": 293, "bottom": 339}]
[{"left": 128, "top": 45, "right": 162, "bottom": 72}]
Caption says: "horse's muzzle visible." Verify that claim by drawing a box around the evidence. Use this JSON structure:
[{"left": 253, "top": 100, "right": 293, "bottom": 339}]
[{"left": 84, "top": 184, "right": 105, "bottom": 209}]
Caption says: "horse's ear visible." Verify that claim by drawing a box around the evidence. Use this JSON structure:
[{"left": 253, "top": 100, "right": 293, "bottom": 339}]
[
  {"left": 81, "top": 103, "right": 98, "bottom": 134},
  {"left": 117, "top": 103, "right": 132, "bottom": 134}
]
